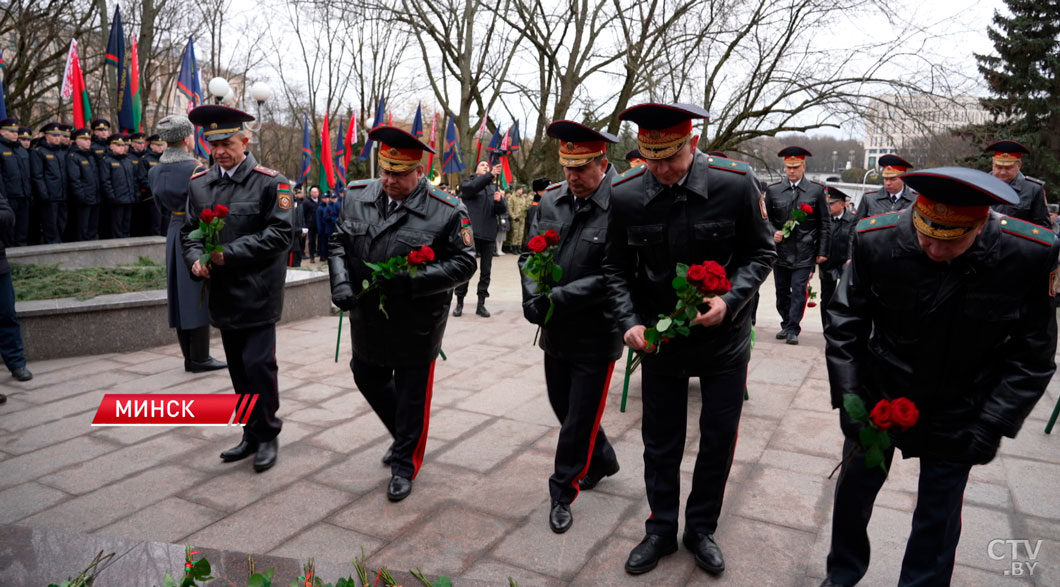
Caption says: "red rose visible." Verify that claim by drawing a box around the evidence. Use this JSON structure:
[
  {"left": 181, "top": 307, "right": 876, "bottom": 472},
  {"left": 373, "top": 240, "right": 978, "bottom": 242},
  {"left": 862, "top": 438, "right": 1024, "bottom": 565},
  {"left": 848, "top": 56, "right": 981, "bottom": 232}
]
[
  {"left": 702, "top": 261, "right": 726, "bottom": 279},
  {"left": 699, "top": 273, "right": 722, "bottom": 293},
  {"left": 201, "top": 209, "right": 215, "bottom": 223},
  {"left": 890, "top": 397, "right": 919, "bottom": 429},
  {"left": 543, "top": 229, "right": 560, "bottom": 246},
  {"left": 419, "top": 245, "right": 435, "bottom": 261},
  {"left": 214, "top": 204, "right": 229, "bottom": 219},
  {"left": 720, "top": 277, "right": 732, "bottom": 294},
  {"left": 527, "top": 235, "right": 548, "bottom": 253},
  {"left": 869, "top": 399, "right": 893, "bottom": 430},
  {"left": 686, "top": 264, "right": 707, "bottom": 283},
  {"left": 799, "top": 203, "right": 813, "bottom": 214},
  {"left": 807, "top": 301, "right": 817, "bottom": 308},
  {"left": 407, "top": 250, "right": 426, "bottom": 266}
]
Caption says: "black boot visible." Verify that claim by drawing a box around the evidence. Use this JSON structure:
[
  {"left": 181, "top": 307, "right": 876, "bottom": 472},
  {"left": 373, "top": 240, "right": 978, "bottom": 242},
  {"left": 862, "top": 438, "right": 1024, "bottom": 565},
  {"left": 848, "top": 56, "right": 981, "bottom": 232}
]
[
  {"left": 185, "top": 326, "right": 227, "bottom": 373},
  {"left": 176, "top": 328, "right": 192, "bottom": 359},
  {"left": 452, "top": 298, "right": 464, "bottom": 317},
  {"left": 476, "top": 299, "right": 491, "bottom": 317}
]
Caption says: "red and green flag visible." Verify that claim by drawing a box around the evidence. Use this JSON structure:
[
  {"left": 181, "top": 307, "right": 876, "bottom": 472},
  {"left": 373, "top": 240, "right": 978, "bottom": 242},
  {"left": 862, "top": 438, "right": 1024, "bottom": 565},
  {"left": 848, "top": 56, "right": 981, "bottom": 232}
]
[
  {"left": 320, "top": 113, "right": 335, "bottom": 191},
  {"left": 129, "top": 36, "right": 142, "bottom": 131},
  {"left": 61, "top": 40, "right": 93, "bottom": 128},
  {"left": 427, "top": 112, "right": 438, "bottom": 180}
]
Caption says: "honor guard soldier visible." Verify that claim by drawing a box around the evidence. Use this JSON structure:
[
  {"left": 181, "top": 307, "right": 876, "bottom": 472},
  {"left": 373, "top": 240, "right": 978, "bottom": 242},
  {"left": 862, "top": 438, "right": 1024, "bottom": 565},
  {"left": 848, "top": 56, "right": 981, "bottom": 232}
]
[
  {"left": 765, "top": 146, "right": 830, "bottom": 345},
  {"left": 0, "top": 118, "right": 33, "bottom": 246},
  {"left": 182, "top": 105, "right": 292, "bottom": 473},
  {"left": 985, "top": 140, "right": 1050, "bottom": 228},
  {"left": 821, "top": 167, "right": 1058, "bottom": 587},
  {"left": 16, "top": 127, "right": 31, "bottom": 150},
  {"left": 328, "top": 126, "right": 476, "bottom": 502},
  {"left": 817, "top": 186, "right": 855, "bottom": 327},
  {"left": 89, "top": 119, "right": 111, "bottom": 158},
  {"left": 854, "top": 154, "right": 916, "bottom": 222},
  {"left": 519, "top": 121, "right": 623, "bottom": 534},
  {"left": 100, "top": 134, "right": 137, "bottom": 238},
  {"left": 144, "top": 135, "right": 165, "bottom": 165},
  {"left": 604, "top": 103, "right": 776, "bottom": 576},
  {"left": 66, "top": 128, "right": 102, "bottom": 241},
  {"left": 31, "top": 123, "right": 68, "bottom": 244}
]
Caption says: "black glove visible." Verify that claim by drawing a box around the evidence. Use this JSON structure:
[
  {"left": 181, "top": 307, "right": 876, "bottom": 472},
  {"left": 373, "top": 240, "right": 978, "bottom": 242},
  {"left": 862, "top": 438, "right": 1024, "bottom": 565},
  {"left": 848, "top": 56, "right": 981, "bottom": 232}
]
[
  {"left": 523, "top": 295, "right": 550, "bottom": 325},
  {"left": 331, "top": 282, "right": 355, "bottom": 311},
  {"left": 966, "top": 424, "right": 1003, "bottom": 465},
  {"left": 381, "top": 272, "right": 412, "bottom": 298}
]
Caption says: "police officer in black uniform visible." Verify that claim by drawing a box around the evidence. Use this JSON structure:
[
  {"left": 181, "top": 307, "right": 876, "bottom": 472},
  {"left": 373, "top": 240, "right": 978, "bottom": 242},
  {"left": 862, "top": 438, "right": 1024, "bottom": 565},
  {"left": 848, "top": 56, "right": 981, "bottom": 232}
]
[
  {"left": 31, "top": 123, "right": 68, "bottom": 244},
  {"left": 519, "top": 121, "right": 623, "bottom": 534},
  {"left": 328, "top": 126, "right": 476, "bottom": 502},
  {"left": 985, "top": 140, "right": 1050, "bottom": 228},
  {"left": 126, "top": 132, "right": 153, "bottom": 236},
  {"left": 0, "top": 119, "right": 33, "bottom": 246},
  {"left": 821, "top": 168, "right": 1058, "bottom": 587},
  {"left": 853, "top": 154, "right": 915, "bottom": 223},
  {"left": 817, "top": 186, "right": 855, "bottom": 327},
  {"left": 101, "top": 134, "right": 136, "bottom": 238},
  {"left": 764, "top": 146, "right": 830, "bottom": 345},
  {"left": 604, "top": 103, "right": 776, "bottom": 576},
  {"left": 182, "top": 105, "right": 292, "bottom": 473},
  {"left": 89, "top": 119, "right": 111, "bottom": 158},
  {"left": 66, "top": 128, "right": 102, "bottom": 241}
]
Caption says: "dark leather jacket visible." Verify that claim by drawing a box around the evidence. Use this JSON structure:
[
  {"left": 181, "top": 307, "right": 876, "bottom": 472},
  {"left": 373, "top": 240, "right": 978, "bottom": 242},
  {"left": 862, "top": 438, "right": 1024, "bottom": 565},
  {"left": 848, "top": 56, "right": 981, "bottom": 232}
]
[
  {"left": 991, "top": 172, "right": 1050, "bottom": 228},
  {"left": 31, "top": 143, "right": 67, "bottom": 203},
  {"left": 819, "top": 209, "right": 856, "bottom": 277},
  {"left": 826, "top": 210, "right": 1057, "bottom": 462},
  {"left": 328, "top": 177, "right": 476, "bottom": 367},
  {"left": 0, "top": 138, "right": 32, "bottom": 200},
  {"left": 459, "top": 173, "right": 506, "bottom": 241},
  {"left": 181, "top": 152, "right": 293, "bottom": 330},
  {"left": 854, "top": 186, "right": 915, "bottom": 222},
  {"left": 765, "top": 179, "right": 830, "bottom": 269},
  {"left": 604, "top": 151, "right": 777, "bottom": 374},
  {"left": 519, "top": 166, "right": 623, "bottom": 362},
  {"left": 66, "top": 146, "right": 102, "bottom": 206},
  {"left": 101, "top": 152, "right": 137, "bottom": 205}
]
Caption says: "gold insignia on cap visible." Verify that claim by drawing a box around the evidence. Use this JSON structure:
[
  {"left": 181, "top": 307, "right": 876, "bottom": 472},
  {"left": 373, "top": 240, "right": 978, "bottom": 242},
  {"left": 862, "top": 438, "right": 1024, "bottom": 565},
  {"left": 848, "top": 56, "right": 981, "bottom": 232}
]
[
  {"left": 210, "top": 123, "right": 218, "bottom": 129},
  {"left": 388, "top": 148, "right": 399, "bottom": 156},
  {"left": 566, "top": 142, "right": 575, "bottom": 150}
]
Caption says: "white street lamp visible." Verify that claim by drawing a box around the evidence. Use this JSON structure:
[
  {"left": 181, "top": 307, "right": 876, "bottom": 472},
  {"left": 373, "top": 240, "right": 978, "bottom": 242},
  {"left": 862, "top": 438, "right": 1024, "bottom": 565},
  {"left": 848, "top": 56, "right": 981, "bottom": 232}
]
[{"left": 207, "top": 77, "right": 231, "bottom": 104}]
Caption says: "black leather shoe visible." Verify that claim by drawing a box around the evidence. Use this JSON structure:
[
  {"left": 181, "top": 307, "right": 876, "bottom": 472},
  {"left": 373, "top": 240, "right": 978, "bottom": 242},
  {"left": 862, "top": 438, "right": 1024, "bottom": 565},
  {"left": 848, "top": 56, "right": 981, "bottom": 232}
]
[
  {"left": 624, "top": 534, "right": 678, "bottom": 575},
  {"left": 683, "top": 531, "right": 725, "bottom": 574},
  {"left": 185, "top": 358, "right": 227, "bottom": 373},
  {"left": 387, "top": 475, "right": 412, "bottom": 501},
  {"left": 786, "top": 333, "right": 799, "bottom": 345},
  {"left": 253, "top": 439, "right": 278, "bottom": 472},
  {"left": 11, "top": 367, "right": 32, "bottom": 381},
  {"left": 382, "top": 443, "right": 395, "bottom": 466},
  {"left": 476, "top": 303, "right": 490, "bottom": 317},
  {"left": 579, "top": 459, "right": 620, "bottom": 490},
  {"left": 775, "top": 330, "right": 788, "bottom": 339},
  {"left": 452, "top": 301, "right": 464, "bottom": 317},
  {"left": 549, "top": 501, "right": 573, "bottom": 533},
  {"left": 0, "top": 393, "right": 7, "bottom": 404},
  {"left": 220, "top": 440, "right": 258, "bottom": 462}
]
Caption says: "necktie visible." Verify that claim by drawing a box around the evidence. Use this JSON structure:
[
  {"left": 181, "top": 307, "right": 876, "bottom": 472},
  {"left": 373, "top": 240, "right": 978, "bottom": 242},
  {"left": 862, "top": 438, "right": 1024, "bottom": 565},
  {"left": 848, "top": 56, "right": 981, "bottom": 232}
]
[{"left": 386, "top": 200, "right": 398, "bottom": 218}]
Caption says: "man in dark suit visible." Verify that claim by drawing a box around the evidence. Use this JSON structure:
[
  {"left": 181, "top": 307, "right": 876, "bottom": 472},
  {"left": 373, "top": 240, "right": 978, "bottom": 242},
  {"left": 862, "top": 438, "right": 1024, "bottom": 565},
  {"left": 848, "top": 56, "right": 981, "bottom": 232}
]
[
  {"left": 818, "top": 186, "right": 855, "bottom": 328},
  {"left": 854, "top": 154, "right": 916, "bottom": 222},
  {"left": 453, "top": 160, "right": 505, "bottom": 317}
]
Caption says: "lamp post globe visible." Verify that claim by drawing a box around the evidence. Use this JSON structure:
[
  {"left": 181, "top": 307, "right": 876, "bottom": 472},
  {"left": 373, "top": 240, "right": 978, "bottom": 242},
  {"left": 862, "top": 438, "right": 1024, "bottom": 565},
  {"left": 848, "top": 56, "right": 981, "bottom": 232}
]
[
  {"left": 208, "top": 77, "right": 231, "bottom": 104},
  {"left": 250, "top": 82, "right": 273, "bottom": 105}
]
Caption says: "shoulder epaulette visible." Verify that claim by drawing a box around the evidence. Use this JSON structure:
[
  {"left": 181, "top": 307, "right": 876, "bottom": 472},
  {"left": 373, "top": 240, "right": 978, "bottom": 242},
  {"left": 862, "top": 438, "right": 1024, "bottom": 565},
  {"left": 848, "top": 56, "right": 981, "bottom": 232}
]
[
  {"left": 429, "top": 184, "right": 459, "bottom": 207},
  {"left": 546, "top": 181, "right": 566, "bottom": 192},
  {"left": 190, "top": 166, "right": 209, "bottom": 179},
  {"left": 857, "top": 211, "right": 901, "bottom": 233},
  {"left": 1000, "top": 216, "right": 1055, "bottom": 246},
  {"left": 1025, "top": 175, "right": 1045, "bottom": 186},
  {"left": 612, "top": 165, "right": 646, "bottom": 187},
  {"left": 347, "top": 178, "right": 373, "bottom": 190},
  {"left": 707, "top": 156, "right": 750, "bottom": 174},
  {"left": 253, "top": 164, "right": 278, "bottom": 177},
  {"left": 767, "top": 180, "right": 782, "bottom": 187}
]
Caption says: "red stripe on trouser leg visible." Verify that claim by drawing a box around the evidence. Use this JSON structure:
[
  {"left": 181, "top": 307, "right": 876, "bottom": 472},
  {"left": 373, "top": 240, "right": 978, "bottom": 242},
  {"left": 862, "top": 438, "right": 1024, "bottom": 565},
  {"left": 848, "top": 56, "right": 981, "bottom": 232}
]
[
  {"left": 410, "top": 360, "right": 436, "bottom": 480},
  {"left": 798, "top": 271, "right": 813, "bottom": 322},
  {"left": 570, "top": 360, "right": 617, "bottom": 502}
]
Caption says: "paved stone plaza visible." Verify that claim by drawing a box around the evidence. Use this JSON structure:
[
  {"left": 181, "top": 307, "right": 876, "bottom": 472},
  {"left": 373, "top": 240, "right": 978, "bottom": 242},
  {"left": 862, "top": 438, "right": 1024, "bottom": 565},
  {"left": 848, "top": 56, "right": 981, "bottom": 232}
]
[{"left": 1, "top": 258, "right": 1058, "bottom": 586}]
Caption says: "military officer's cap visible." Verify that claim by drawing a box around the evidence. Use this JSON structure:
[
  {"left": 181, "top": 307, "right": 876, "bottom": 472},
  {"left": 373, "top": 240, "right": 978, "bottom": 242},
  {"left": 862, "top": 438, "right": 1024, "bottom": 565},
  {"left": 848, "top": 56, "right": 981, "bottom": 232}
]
[
  {"left": 128, "top": 132, "right": 146, "bottom": 142},
  {"left": 826, "top": 186, "right": 851, "bottom": 202},
  {"left": 156, "top": 114, "right": 194, "bottom": 142},
  {"left": 61, "top": 124, "right": 75, "bottom": 133},
  {"left": 532, "top": 177, "right": 552, "bottom": 192},
  {"left": 619, "top": 103, "right": 709, "bottom": 160},
  {"left": 147, "top": 134, "right": 165, "bottom": 146},
  {"left": 107, "top": 134, "right": 128, "bottom": 145},
  {"left": 984, "top": 140, "right": 1029, "bottom": 167},
  {"left": 624, "top": 148, "right": 644, "bottom": 162},
  {"left": 902, "top": 167, "right": 1018, "bottom": 241},
  {"left": 188, "top": 105, "right": 254, "bottom": 142},
  {"left": 71, "top": 128, "right": 91, "bottom": 139},
  {"left": 878, "top": 154, "right": 913, "bottom": 178},
  {"left": 91, "top": 119, "right": 112, "bottom": 131},
  {"left": 546, "top": 120, "right": 617, "bottom": 168},
  {"left": 0, "top": 118, "right": 19, "bottom": 131},
  {"left": 17, "top": 127, "right": 31, "bottom": 140},
  {"left": 777, "top": 146, "right": 812, "bottom": 167},
  {"left": 41, "top": 122, "right": 67, "bottom": 136},
  {"left": 368, "top": 125, "right": 435, "bottom": 173}
]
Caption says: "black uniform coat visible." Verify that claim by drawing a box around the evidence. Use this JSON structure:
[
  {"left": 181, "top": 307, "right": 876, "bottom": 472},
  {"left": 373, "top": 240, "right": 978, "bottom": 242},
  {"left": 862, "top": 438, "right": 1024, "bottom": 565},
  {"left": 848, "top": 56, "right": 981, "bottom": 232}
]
[
  {"left": 31, "top": 144, "right": 67, "bottom": 202},
  {"left": 181, "top": 152, "right": 293, "bottom": 330},
  {"left": 819, "top": 209, "right": 857, "bottom": 279},
  {"left": 604, "top": 151, "right": 777, "bottom": 374},
  {"left": 66, "top": 147, "right": 102, "bottom": 206},
  {"left": 459, "top": 173, "right": 506, "bottom": 241},
  {"left": 328, "top": 178, "right": 476, "bottom": 367},
  {"left": 0, "top": 138, "right": 32, "bottom": 200},
  {"left": 519, "top": 166, "right": 623, "bottom": 363},
  {"left": 101, "top": 153, "right": 137, "bottom": 205},
  {"left": 991, "top": 172, "right": 1050, "bottom": 228},
  {"left": 825, "top": 210, "right": 1058, "bottom": 462},
  {"left": 854, "top": 187, "right": 916, "bottom": 221},
  {"left": 765, "top": 178, "right": 830, "bottom": 269}
]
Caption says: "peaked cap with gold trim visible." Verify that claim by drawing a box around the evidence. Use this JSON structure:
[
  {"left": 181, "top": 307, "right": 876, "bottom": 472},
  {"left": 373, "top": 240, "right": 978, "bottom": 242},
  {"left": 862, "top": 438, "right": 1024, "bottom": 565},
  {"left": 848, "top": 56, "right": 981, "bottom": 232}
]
[
  {"left": 188, "top": 105, "right": 255, "bottom": 142},
  {"left": 546, "top": 120, "right": 618, "bottom": 167},
  {"left": 619, "top": 103, "right": 709, "bottom": 160},
  {"left": 902, "top": 167, "right": 1018, "bottom": 240},
  {"left": 369, "top": 125, "right": 435, "bottom": 173},
  {"left": 984, "top": 139, "right": 1029, "bottom": 167}
]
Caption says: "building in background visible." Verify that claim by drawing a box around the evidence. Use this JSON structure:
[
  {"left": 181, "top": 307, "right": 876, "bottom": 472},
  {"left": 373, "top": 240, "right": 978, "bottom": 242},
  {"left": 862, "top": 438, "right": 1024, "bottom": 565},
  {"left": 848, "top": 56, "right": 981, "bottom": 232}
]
[{"left": 863, "top": 95, "right": 989, "bottom": 168}]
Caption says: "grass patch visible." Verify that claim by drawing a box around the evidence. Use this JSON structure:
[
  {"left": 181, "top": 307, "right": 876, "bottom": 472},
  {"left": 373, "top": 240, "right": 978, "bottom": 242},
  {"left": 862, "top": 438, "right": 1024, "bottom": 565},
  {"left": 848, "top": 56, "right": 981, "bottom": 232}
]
[{"left": 12, "top": 257, "right": 167, "bottom": 301}]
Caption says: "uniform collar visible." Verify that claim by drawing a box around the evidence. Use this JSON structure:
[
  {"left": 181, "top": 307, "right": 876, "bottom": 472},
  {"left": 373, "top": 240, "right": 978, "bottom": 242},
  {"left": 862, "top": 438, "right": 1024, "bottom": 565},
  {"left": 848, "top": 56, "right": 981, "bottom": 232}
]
[
  {"left": 212, "top": 152, "right": 256, "bottom": 183},
  {"left": 559, "top": 164, "right": 615, "bottom": 211},
  {"left": 644, "top": 151, "right": 709, "bottom": 203}
]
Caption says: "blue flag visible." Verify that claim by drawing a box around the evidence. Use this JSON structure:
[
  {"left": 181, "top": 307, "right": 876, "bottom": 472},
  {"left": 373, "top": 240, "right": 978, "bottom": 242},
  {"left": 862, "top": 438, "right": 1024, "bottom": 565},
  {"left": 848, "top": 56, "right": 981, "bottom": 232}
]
[
  {"left": 300, "top": 115, "right": 312, "bottom": 184},
  {"left": 411, "top": 104, "right": 424, "bottom": 139},
  {"left": 486, "top": 126, "right": 503, "bottom": 165},
  {"left": 176, "top": 37, "right": 208, "bottom": 157},
  {"left": 358, "top": 96, "right": 385, "bottom": 161},
  {"left": 508, "top": 121, "right": 521, "bottom": 151},
  {"left": 104, "top": 7, "right": 124, "bottom": 69},
  {"left": 442, "top": 115, "right": 466, "bottom": 174},
  {"left": 0, "top": 50, "right": 7, "bottom": 119},
  {"left": 333, "top": 117, "right": 346, "bottom": 191},
  {"left": 117, "top": 63, "right": 135, "bottom": 132}
]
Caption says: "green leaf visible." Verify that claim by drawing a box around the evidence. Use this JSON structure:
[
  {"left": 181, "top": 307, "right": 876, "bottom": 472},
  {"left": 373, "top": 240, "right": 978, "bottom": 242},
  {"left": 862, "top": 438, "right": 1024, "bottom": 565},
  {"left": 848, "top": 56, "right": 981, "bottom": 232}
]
[
  {"left": 188, "top": 228, "right": 204, "bottom": 240},
  {"left": 408, "top": 266, "right": 419, "bottom": 277},
  {"left": 209, "top": 243, "right": 224, "bottom": 254},
  {"left": 671, "top": 276, "right": 688, "bottom": 290},
  {"left": 248, "top": 574, "right": 268, "bottom": 587},
  {"left": 265, "top": 568, "right": 276, "bottom": 581},
  {"left": 199, "top": 252, "right": 210, "bottom": 267},
  {"left": 676, "top": 326, "right": 691, "bottom": 336},
  {"left": 859, "top": 426, "right": 879, "bottom": 448},
  {"left": 363, "top": 261, "right": 381, "bottom": 272},
  {"left": 684, "top": 304, "right": 698, "bottom": 320},
  {"left": 880, "top": 430, "right": 892, "bottom": 450},
  {"left": 434, "top": 578, "right": 453, "bottom": 587},
  {"left": 544, "top": 301, "right": 555, "bottom": 324},
  {"left": 656, "top": 317, "right": 672, "bottom": 332},
  {"left": 643, "top": 327, "right": 659, "bottom": 344},
  {"left": 675, "top": 262, "right": 689, "bottom": 275},
  {"left": 551, "top": 264, "right": 562, "bottom": 281},
  {"left": 865, "top": 445, "right": 886, "bottom": 472},
  {"left": 162, "top": 574, "right": 178, "bottom": 587},
  {"left": 843, "top": 394, "right": 868, "bottom": 422}
]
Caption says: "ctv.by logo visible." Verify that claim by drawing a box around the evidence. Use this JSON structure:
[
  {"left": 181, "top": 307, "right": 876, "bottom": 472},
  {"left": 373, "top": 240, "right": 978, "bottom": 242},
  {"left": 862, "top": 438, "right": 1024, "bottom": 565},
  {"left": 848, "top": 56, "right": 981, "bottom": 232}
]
[{"left": 988, "top": 539, "right": 1043, "bottom": 576}]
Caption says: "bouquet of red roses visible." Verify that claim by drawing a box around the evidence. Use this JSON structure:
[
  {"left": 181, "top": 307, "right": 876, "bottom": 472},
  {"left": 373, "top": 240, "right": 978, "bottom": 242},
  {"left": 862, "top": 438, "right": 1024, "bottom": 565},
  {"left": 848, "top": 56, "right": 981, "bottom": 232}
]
[
  {"left": 628, "top": 260, "right": 732, "bottom": 373},
  {"left": 830, "top": 393, "right": 920, "bottom": 477},
  {"left": 521, "top": 229, "right": 562, "bottom": 324},
  {"left": 358, "top": 245, "right": 435, "bottom": 319},
  {"left": 187, "top": 204, "right": 229, "bottom": 268},
  {"left": 781, "top": 202, "right": 813, "bottom": 240}
]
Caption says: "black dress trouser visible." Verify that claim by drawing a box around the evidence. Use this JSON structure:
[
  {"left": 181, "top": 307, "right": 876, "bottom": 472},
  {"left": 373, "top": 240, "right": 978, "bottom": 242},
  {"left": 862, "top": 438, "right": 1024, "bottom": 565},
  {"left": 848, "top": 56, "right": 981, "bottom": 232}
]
[
  {"left": 220, "top": 324, "right": 282, "bottom": 443},
  {"left": 774, "top": 265, "right": 813, "bottom": 334},
  {"left": 455, "top": 238, "right": 492, "bottom": 300}
]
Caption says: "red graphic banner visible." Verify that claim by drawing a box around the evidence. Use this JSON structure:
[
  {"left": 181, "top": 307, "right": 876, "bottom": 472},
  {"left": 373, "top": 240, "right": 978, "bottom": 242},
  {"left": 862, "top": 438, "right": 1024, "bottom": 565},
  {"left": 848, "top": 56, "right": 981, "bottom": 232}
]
[{"left": 91, "top": 394, "right": 258, "bottom": 426}]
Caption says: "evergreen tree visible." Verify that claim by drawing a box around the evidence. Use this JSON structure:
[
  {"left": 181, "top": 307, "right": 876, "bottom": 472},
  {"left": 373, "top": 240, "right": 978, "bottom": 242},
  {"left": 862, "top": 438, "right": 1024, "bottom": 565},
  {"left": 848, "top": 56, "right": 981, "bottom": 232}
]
[{"left": 963, "top": 0, "right": 1060, "bottom": 194}]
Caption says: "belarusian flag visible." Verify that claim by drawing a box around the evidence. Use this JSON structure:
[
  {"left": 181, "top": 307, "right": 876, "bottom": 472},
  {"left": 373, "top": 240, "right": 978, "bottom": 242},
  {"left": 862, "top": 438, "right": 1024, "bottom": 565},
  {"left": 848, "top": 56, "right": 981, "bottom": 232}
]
[
  {"left": 129, "top": 36, "right": 142, "bottom": 132},
  {"left": 427, "top": 112, "right": 438, "bottom": 180},
  {"left": 320, "top": 113, "right": 335, "bottom": 191},
  {"left": 61, "top": 40, "right": 93, "bottom": 128}
]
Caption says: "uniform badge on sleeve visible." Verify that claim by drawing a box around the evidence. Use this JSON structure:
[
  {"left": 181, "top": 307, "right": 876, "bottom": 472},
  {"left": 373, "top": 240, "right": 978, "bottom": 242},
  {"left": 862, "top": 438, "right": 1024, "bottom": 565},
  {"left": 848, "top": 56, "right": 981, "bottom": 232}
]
[
  {"left": 459, "top": 217, "right": 473, "bottom": 246},
  {"left": 1050, "top": 268, "right": 1059, "bottom": 297},
  {"left": 759, "top": 193, "right": 768, "bottom": 219},
  {"left": 277, "top": 183, "right": 292, "bottom": 210}
]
